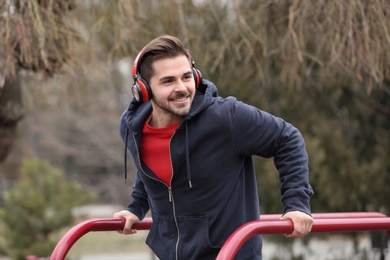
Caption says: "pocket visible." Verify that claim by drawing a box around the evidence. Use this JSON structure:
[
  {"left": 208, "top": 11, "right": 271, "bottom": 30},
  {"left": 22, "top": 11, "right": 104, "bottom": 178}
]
[
  {"left": 145, "top": 215, "right": 176, "bottom": 259},
  {"left": 176, "top": 216, "right": 220, "bottom": 260},
  {"left": 146, "top": 215, "right": 220, "bottom": 260}
]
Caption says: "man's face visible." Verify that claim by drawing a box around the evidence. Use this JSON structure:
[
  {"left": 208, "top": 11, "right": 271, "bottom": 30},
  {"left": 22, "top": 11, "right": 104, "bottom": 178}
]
[{"left": 149, "top": 55, "right": 196, "bottom": 122}]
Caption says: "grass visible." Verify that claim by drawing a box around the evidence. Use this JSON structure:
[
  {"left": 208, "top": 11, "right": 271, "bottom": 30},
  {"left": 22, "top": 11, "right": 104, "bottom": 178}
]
[
  {"left": 54, "top": 220, "right": 151, "bottom": 258},
  {"left": 67, "top": 231, "right": 150, "bottom": 256}
]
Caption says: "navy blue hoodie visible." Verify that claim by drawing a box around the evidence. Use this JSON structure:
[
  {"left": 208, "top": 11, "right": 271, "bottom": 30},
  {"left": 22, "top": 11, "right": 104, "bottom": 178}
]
[{"left": 120, "top": 79, "right": 313, "bottom": 260}]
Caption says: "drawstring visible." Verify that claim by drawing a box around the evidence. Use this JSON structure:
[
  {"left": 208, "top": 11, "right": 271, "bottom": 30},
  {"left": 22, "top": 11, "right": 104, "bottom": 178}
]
[
  {"left": 185, "top": 122, "right": 193, "bottom": 188},
  {"left": 124, "top": 127, "right": 129, "bottom": 183}
]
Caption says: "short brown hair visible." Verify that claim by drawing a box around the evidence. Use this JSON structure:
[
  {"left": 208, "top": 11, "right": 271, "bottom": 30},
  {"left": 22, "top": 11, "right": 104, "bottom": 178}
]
[{"left": 137, "top": 35, "right": 192, "bottom": 83}]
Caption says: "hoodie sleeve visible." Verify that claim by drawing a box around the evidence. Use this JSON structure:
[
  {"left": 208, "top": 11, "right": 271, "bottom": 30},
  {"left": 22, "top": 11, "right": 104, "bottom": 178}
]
[
  {"left": 119, "top": 110, "right": 150, "bottom": 220},
  {"left": 125, "top": 172, "right": 150, "bottom": 220},
  {"left": 229, "top": 99, "right": 314, "bottom": 215}
]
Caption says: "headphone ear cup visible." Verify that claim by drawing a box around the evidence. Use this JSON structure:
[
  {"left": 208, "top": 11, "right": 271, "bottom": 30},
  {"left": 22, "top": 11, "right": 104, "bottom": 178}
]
[
  {"left": 132, "top": 78, "right": 152, "bottom": 103},
  {"left": 193, "top": 68, "right": 202, "bottom": 88}
]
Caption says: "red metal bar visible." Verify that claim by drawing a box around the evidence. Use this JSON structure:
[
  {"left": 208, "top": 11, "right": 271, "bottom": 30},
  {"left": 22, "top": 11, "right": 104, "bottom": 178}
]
[
  {"left": 216, "top": 217, "right": 390, "bottom": 260},
  {"left": 50, "top": 213, "right": 389, "bottom": 260},
  {"left": 261, "top": 211, "right": 388, "bottom": 221},
  {"left": 50, "top": 217, "right": 152, "bottom": 260}
]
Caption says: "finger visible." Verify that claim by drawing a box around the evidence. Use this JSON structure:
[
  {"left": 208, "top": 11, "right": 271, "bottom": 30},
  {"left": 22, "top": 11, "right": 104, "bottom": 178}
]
[
  {"left": 123, "top": 219, "right": 135, "bottom": 234},
  {"left": 285, "top": 223, "right": 310, "bottom": 238},
  {"left": 288, "top": 227, "right": 312, "bottom": 238},
  {"left": 113, "top": 212, "right": 123, "bottom": 218},
  {"left": 302, "top": 219, "right": 313, "bottom": 233},
  {"left": 285, "top": 230, "right": 306, "bottom": 238}
]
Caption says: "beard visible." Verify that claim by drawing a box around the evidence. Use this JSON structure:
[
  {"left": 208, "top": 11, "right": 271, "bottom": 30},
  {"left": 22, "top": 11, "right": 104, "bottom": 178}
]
[{"left": 152, "top": 91, "right": 193, "bottom": 117}]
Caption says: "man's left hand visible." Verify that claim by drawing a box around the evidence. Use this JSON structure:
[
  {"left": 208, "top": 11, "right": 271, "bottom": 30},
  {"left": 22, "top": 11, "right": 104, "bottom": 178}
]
[{"left": 281, "top": 211, "right": 313, "bottom": 238}]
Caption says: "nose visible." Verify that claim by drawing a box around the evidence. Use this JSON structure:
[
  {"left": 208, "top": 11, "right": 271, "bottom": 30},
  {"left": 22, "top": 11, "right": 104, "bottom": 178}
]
[{"left": 174, "top": 80, "right": 187, "bottom": 91}]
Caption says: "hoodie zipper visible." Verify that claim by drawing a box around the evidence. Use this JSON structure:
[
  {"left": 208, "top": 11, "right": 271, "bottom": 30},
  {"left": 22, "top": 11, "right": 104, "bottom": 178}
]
[
  {"left": 169, "top": 132, "right": 180, "bottom": 260},
  {"left": 169, "top": 186, "right": 180, "bottom": 260},
  {"left": 133, "top": 133, "right": 181, "bottom": 260}
]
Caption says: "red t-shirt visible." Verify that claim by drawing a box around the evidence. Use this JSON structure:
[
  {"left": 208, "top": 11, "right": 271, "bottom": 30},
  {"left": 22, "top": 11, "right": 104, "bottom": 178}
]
[{"left": 140, "top": 119, "right": 180, "bottom": 186}]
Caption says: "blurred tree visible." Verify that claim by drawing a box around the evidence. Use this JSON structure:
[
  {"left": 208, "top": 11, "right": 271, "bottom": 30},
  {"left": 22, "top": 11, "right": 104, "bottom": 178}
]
[
  {"left": 0, "top": 158, "right": 95, "bottom": 259},
  {"left": 0, "top": 0, "right": 79, "bottom": 163}
]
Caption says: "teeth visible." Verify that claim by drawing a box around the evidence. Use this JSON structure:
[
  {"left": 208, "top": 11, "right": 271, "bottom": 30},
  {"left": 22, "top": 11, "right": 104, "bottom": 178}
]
[{"left": 174, "top": 97, "right": 187, "bottom": 102}]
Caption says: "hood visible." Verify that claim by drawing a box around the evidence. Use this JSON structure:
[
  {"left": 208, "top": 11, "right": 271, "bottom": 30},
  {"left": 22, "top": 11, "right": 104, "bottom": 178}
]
[{"left": 188, "top": 79, "right": 219, "bottom": 115}]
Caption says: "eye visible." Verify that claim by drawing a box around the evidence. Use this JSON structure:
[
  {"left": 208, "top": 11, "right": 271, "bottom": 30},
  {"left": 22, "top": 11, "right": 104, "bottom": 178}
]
[
  {"left": 162, "top": 78, "right": 174, "bottom": 85},
  {"left": 183, "top": 74, "right": 193, "bottom": 81}
]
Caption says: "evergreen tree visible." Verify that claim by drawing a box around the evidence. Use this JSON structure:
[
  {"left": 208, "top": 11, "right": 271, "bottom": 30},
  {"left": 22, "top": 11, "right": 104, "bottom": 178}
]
[{"left": 0, "top": 158, "right": 95, "bottom": 259}]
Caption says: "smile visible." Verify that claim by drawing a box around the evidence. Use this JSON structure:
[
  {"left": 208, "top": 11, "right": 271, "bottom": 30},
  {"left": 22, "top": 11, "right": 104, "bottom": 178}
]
[
  {"left": 173, "top": 97, "right": 188, "bottom": 102},
  {"left": 170, "top": 96, "right": 189, "bottom": 103}
]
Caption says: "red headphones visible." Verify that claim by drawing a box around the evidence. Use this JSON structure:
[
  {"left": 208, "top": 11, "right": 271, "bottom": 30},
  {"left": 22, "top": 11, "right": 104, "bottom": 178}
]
[{"left": 131, "top": 48, "right": 203, "bottom": 103}]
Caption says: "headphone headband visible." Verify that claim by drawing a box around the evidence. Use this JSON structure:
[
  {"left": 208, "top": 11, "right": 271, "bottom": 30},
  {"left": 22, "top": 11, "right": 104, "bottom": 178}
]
[{"left": 132, "top": 47, "right": 145, "bottom": 79}]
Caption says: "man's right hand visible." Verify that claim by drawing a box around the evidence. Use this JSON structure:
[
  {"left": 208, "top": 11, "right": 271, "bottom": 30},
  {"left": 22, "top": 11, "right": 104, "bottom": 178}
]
[{"left": 113, "top": 210, "right": 141, "bottom": 235}]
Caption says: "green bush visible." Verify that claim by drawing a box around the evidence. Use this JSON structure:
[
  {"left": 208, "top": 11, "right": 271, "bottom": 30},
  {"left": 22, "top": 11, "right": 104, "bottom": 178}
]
[{"left": 0, "top": 158, "right": 95, "bottom": 259}]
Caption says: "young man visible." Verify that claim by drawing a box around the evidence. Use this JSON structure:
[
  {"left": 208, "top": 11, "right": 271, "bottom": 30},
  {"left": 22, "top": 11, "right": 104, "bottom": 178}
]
[{"left": 114, "top": 35, "right": 314, "bottom": 259}]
